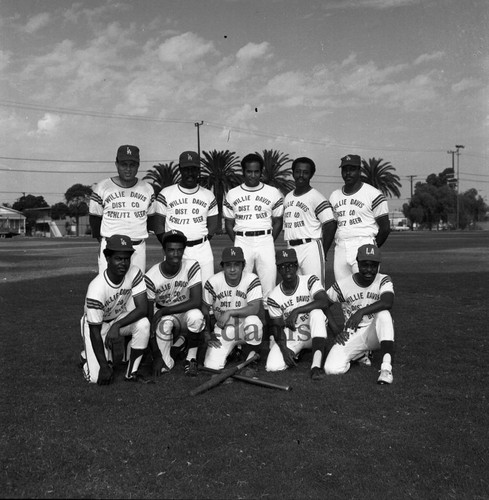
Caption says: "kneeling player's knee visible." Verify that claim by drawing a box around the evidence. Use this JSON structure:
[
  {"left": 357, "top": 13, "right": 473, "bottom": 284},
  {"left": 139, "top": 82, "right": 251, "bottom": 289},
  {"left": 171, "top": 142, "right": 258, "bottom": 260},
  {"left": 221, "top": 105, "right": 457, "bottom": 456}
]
[
  {"left": 186, "top": 309, "right": 205, "bottom": 333},
  {"left": 324, "top": 354, "right": 350, "bottom": 375},
  {"left": 243, "top": 315, "right": 263, "bottom": 344}
]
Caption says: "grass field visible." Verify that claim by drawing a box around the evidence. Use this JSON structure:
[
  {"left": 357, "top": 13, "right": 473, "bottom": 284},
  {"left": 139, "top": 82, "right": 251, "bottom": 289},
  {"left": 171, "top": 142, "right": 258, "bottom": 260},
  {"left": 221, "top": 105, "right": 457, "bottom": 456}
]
[{"left": 1, "top": 232, "right": 488, "bottom": 499}]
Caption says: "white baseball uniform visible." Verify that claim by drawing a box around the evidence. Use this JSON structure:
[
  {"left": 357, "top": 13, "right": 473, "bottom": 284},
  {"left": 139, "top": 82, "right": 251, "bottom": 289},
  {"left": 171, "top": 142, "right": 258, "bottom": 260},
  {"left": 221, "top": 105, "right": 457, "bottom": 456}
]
[
  {"left": 203, "top": 270, "right": 263, "bottom": 370},
  {"left": 266, "top": 274, "right": 328, "bottom": 371},
  {"left": 145, "top": 258, "right": 205, "bottom": 370},
  {"left": 324, "top": 272, "right": 395, "bottom": 375},
  {"left": 329, "top": 183, "right": 389, "bottom": 281},
  {"left": 283, "top": 188, "right": 334, "bottom": 285},
  {"left": 223, "top": 183, "right": 283, "bottom": 299},
  {"left": 90, "top": 178, "right": 156, "bottom": 273},
  {"left": 155, "top": 184, "right": 218, "bottom": 286},
  {"left": 80, "top": 265, "right": 150, "bottom": 383}
]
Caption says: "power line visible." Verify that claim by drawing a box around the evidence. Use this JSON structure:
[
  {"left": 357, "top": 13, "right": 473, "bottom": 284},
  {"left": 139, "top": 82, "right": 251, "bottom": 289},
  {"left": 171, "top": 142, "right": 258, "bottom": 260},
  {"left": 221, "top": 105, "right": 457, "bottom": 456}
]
[
  {"left": 0, "top": 100, "right": 194, "bottom": 125},
  {"left": 0, "top": 99, "right": 478, "bottom": 156},
  {"left": 0, "top": 155, "right": 175, "bottom": 164}
]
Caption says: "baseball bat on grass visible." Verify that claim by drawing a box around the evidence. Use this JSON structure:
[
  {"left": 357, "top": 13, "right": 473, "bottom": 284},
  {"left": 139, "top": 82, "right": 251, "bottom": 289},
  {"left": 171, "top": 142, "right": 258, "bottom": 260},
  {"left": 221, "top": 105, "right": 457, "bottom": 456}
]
[
  {"left": 200, "top": 366, "right": 291, "bottom": 392},
  {"left": 189, "top": 353, "right": 259, "bottom": 396}
]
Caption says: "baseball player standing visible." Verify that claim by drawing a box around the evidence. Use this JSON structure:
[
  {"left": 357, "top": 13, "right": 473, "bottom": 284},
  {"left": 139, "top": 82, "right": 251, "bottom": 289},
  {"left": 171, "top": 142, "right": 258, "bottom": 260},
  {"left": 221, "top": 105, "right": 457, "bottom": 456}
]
[
  {"left": 202, "top": 246, "right": 263, "bottom": 371},
  {"left": 283, "top": 157, "right": 334, "bottom": 285},
  {"left": 154, "top": 151, "right": 218, "bottom": 287},
  {"left": 80, "top": 234, "right": 151, "bottom": 385},
  {"left": 266, "top": 249, "right": 328, "bottom": 380},
  {"left": 223, "top": 153, "right": 284, "bottom": 302},
  {"left": 323, "top": 154, "right": 391, "bottom": 282},
  {"left": 89, "top": 145, "right": 157, "bottom": 273},
  {"left": 323, "top": 244, "right": 395, "bottom": 384},
  {"left": 145, "top": 230, "right": 205, "bottom": 377}
]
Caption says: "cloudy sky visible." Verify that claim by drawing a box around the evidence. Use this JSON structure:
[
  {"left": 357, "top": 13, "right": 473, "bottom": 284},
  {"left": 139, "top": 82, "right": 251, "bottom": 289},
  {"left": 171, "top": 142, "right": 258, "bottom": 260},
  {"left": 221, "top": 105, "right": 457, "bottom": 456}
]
[{"left": 1, "top": 0, "right": 488, "bottom": 210}]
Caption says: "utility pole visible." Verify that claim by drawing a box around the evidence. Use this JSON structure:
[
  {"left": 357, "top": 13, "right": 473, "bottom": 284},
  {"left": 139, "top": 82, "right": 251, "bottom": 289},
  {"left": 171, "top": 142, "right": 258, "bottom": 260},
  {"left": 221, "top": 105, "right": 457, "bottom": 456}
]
[
  {"left": 407, "top": 175, "right": 418, "bottom": 198},
  {"left": 454, "top": 145, "right": 464, "bottom": 229},
  {"left": 194, "top": 121, "right": 204, "bottom": 158}
]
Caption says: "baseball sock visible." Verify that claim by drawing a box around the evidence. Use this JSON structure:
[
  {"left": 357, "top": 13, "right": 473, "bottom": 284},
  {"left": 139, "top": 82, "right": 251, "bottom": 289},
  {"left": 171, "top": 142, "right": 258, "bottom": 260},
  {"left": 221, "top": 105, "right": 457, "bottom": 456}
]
[
  {"left": 126, "top": 348, "right": 145, "bottom": 377},
  {"left": 380, "top": 340, "right": 394, "bottom": 367},
  {"left": 311, "top": 337, "right": 326, "bottom": 368},
  {"left": 172, "top": 335, "right": 185, "bottom": 349},
  {"left": 241, "top": 343, "right": 258, "bottom": 362},
  {"left": 186, "top": 347, "right": 198, "bottom": 361}
]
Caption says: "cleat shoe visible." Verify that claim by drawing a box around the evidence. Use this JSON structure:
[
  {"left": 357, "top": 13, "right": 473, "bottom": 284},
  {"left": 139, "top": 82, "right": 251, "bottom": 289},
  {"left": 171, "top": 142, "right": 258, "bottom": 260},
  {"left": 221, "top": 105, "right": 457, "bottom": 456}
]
[
  {"left": 78, "top": 350, "right": 87, "bottom": 369},
  {"left": 184, "top": 358, "right": 198, "bottom": 377},
  {"left": 377, "top": 368, "right": 393, "bottom": 385},
  {"left": 310, "top": 367, "right": 324, "bottom": 381},
  {"left": 353, "top": 351, "right": 372, "bottom": 367},
  {"left": 125, "top": 373, "right": 155, "bottom": 384},
  {"left": 226, "top": 345, "right": 243, "bottom": 363}
]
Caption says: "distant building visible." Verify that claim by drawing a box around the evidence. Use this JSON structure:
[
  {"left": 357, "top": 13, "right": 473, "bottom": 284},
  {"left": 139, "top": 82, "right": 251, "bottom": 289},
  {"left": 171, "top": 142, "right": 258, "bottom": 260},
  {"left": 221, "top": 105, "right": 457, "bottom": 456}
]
[
  {"left": 389, "top": 210, "right": 410, "bottom": 231},
  {"left": 0, "top": 206, "right": 26, "bottom": 237}
]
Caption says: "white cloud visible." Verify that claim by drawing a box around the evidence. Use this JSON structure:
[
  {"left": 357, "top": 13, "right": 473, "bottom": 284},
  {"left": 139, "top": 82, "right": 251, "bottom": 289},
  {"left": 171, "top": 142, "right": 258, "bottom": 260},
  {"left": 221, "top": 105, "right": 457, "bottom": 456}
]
[
  {"left": 414, "top": 51, "right": 445, "bottom": 65},
  {"left": 263, "top": 56, "right": 442, "bottom": 113},
  {"left": 157, "top": 32, "right": 216, "bottom": 66},
  {"left": 23, "top": 13, "right": 51, "bottom": 34},
  {"left": 214, "top": 42, "right": 272, "bottom": 91},
  {"left": 451, "top": 78, "right": 482, "bottom": 94},
  {"left": 324, "top": 0, "right": 421, "bottom": 9},
  {"left": 0, "top": 50, "right": 11, "bottom": 71},
  {"left": 236, "top": 42, "right": 271, "bottom": 62},
  {"left": 30, "top": 113, "right": 62, "bottom": 136}
]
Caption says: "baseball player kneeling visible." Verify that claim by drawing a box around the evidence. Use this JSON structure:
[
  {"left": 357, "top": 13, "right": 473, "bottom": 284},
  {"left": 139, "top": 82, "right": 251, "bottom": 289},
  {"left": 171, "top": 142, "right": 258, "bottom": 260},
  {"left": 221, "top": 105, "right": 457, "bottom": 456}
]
[
  {"left": 266, "top": 249, "right": 328, "bottom": 381},
  {"left": 323, "top": 244, "right": 395, "bottom": 384},
  {"left": 80, "top": 235, "right": 151, "bottom": 385},
  {"left": 145, "top": 230, "right": 205, "bottom": 377},
  {"left": 202, "top": 246, "right": 263, "bottom": 371}
]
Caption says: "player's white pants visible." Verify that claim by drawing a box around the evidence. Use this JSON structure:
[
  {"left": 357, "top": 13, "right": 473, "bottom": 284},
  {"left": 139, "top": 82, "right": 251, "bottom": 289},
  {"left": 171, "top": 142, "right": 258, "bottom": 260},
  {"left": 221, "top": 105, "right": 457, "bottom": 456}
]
[
  {"left": 80, "top": 313, "right": 151, "bottom": 384},
  {"left": 204, "top": 315, "right": 263, "bottom": 370},
  {"left": 324, "top": 310, "right": 394, "bottom": 375},
  {"left": 154, "top": 309, "right": 205, "bottom": 370},
  {"left": 183, "top": 240, "right": 214, "bottom": 288},
  {"left": 266, "top": 309, "right": 327, "bottom": 372},
  {"left": 98, "top": 237, "right": 147, "bottom": 273},
  {"left": 235, "top": 234, "right": 276, "bottom": 300},
  {"left": 333, "top": 236, "right": 375, "bottom": 281},
  {"left": 288, "top": 240, "right": 326, "bottom": 286}
]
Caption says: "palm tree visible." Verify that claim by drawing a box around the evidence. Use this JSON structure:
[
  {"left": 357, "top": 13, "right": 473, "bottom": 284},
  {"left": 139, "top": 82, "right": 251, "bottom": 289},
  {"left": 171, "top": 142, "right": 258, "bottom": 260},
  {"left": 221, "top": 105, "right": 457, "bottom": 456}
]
[
  {"left": 200, "top": 150, "right": 242, "bottom": 230},
  {"left": 361, "top": 157, "right": 402, "bottom": 198},
  {"left": 143, "top": 162, "right": 180, "bottom": 196},
  {"left": 256, "top": 149, "right": 294, "bottom": 195}
]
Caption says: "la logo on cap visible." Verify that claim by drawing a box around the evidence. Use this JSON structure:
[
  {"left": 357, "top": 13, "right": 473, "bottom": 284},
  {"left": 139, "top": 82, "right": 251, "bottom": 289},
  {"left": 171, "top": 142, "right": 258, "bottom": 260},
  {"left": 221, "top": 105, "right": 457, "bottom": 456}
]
[
  {"left": 366, "top": 247, "right": 374, "bottom": 255},
  {"left": 230, "top": 249, "right": 236, "bottom": 256},
  {"left": 120, "top": 237, "right": 127, "bottom": 246},
  {"left": 282, "top": 250, "right": 288, "bottom": 257},
  {"left": 127, "top": 147, "right": 132, "bottom": 155},
  {"left": 187, "top": 154, "right": 192, "bottom": 160},
  {"left": 346, "top": 155, "right": 351, "bottom": 161}
]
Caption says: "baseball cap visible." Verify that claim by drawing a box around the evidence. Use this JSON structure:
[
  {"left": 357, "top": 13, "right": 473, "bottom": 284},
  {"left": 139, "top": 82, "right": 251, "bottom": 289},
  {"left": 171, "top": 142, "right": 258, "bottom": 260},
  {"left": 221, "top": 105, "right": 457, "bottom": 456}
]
[
  {"left": 179, "top": 151, "right": 200, "bottom": 168},
  {"left": 220, "top": 246, "right": 245, "bottom": 264},
  {"left": 117, "top": 145, "right": 140, "bottom": 163},
  {"left": 356, "top": 244, "right": 381, "bottom": 262},
  {"left": 276, "top": 248, "right": 298, "bottom": 266},
  {"left": 161, "top": 229, "right": 187, "bottom": 247},
  {"left": 339, "top": 154, "right": 361, "bottom": 168},
  {"left": 105, "top": 234, "right": 135, "bottom": 253}
]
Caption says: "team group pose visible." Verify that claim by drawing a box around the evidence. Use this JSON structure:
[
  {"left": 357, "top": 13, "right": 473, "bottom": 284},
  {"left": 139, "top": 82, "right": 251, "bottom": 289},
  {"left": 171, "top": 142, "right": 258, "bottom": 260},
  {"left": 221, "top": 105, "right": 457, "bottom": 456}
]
[{"left": 83, "top": 148, "right": 394, "bottom": 386}]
